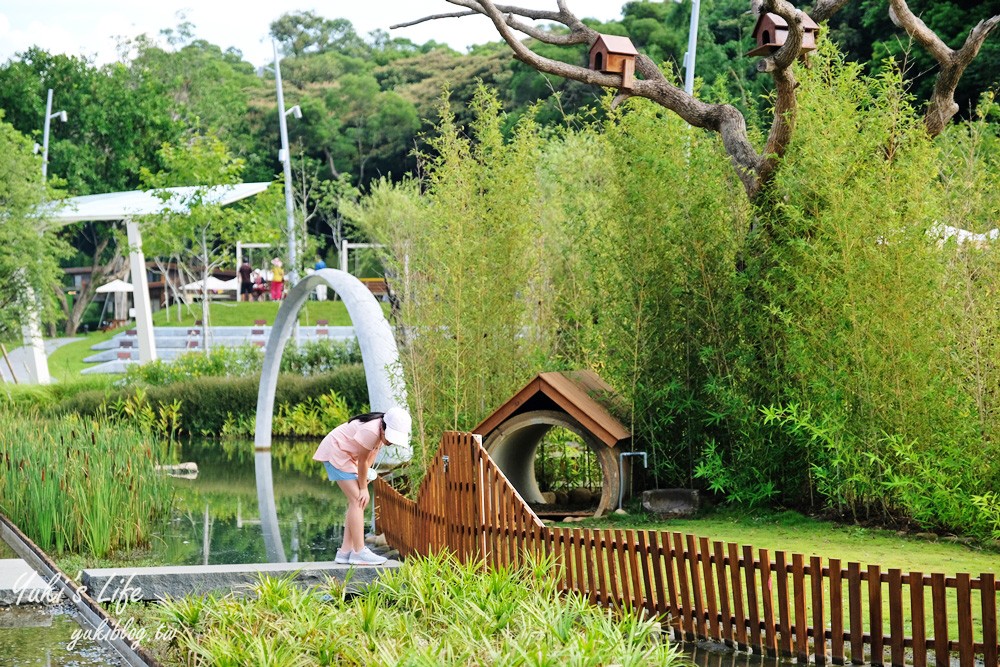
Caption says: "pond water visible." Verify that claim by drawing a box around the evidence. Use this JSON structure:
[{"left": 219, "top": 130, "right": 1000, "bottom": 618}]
[
  {"left": 683, "top": 640, "right": 800, "bottom": 667},
  {"left": 0, "top": 604, "right": 126, "bottom": 666},
  {"left": 150, "top": 438, "right": 348, "bottom": 565}
]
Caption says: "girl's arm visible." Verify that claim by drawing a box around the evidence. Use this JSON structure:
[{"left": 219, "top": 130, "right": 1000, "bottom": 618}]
[{"left": 355, "top": 446, "right": 379, "bottom": 508}]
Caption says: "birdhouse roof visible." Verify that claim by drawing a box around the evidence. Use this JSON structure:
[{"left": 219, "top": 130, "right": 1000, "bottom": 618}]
[
  {"left": 473, "top": 370, "right": 631, "bottom": 447},
  {"left": 590, "top": 34, "right": 639, "bottom": 56},
  {"left": 752, "top": 11, "right": 819, "bottom": 36}
]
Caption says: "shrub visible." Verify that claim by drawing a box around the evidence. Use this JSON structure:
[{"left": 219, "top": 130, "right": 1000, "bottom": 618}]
[
  {"left": 122, "top": 339, "right": 361, "bottom": 387},
  {"left": 0, "top": 376, "right": 116, "bottom": 413},
  {"left": 54, "top": 365, "right": 369, "bottom": 437}
]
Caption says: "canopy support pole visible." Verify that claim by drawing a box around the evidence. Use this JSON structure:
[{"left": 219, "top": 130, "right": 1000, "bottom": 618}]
[
  {"left": 126, "top": 219, "right": 157, "bottom": 362},
  {"left": 19, "top": 286, "right": 50, "bottom": 385}
]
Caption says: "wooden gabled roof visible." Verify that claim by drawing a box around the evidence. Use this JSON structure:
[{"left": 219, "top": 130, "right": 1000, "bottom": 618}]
[
  {"left": 473, "top": 370, "right": 631, "bottom": 448},
  {"left": 590, "top": 34, "right": 639, "bottom": 56},
  {"left": 751, "top": 11, "right": 820, "bottom": 38}
]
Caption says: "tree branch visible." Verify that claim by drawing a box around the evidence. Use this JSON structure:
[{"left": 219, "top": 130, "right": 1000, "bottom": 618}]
[
  {"left": 391, "top": 11, "right": 479, "bottom": 30},
  {"left": 888, "top": 0, "right": 999, "bottom": 137},
  {"left": 401, "top": 1, "right": 814, "bottom": 199},
  {"left": 809, "top": 0, "right": 851, "bottom": 23},
  {"left": 756, "top": 0, "right": 806, "bottom": 186}
]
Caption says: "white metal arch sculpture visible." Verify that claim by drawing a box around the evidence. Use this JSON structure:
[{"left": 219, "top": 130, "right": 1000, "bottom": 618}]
[{"left": 254, "top": 268, "right": 409, "bottom": 561}]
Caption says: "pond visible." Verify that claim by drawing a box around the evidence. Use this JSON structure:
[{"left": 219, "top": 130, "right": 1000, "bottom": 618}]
[
  {"left": 151, "top": 438, "right": 349, "bottom": 565},
  {"left": 3, "top": 438, "right": 805, "bottom": 666},
  {"left": 0, "top": 604, "right": 126, "bottom": 666},
  {"left": 684, "top": 640, "right": 801, "bottom": 667}
]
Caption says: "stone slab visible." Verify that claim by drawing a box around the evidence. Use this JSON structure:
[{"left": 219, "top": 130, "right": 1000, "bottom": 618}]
[
  {"left": 642, "top": 488, "right": 700, "bottom": 519},
  {"left": 81, "top": 560, "right": 399, "bottom": 602},
  {"left": 0, "top": 559, "right": 60, "bottom": 606}
]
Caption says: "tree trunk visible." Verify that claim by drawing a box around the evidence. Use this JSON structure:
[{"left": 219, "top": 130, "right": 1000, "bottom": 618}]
[{"left": 58, "top": 238, "right": 126, "bottom": 336}]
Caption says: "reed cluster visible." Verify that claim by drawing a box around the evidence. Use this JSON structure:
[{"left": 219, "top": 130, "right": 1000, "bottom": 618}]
[{"left": 0, "top": 412, "right": 173, "bottom": 557}]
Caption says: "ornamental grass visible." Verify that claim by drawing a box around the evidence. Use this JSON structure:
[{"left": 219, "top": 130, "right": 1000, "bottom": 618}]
[
  {"left": 157, "top": 551, "right": 682, "bottom": 666},
  {"left": 0, "top": 412, "right": 173, "bottom": 557}
]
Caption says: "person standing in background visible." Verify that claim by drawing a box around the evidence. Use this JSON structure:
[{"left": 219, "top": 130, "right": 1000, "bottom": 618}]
[
  {"left": 270, "top": 258, "right": 284, "bottom": 301},
  {"left": 238, "top": 259, "right": 253, "bottom": 302},
  {"left": 314, "top": 255, "right": 328, "bottom": 301}
]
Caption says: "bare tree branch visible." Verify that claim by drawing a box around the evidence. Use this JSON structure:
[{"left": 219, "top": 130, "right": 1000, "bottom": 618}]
[
  {"left": 888, "top": 0, "right": 952, "bottom": 62},
  {"left": 398, "top": 1, "right": 816, "bottom": 199},
  {"left": 755, "top": 0, "right": 807, "bottom": 186},
  {"left": 888, "top": 0, "right": 1000, "bottom": 137},
  {"left": 391, "top": 11, "right": 479, "bottom": 30}
]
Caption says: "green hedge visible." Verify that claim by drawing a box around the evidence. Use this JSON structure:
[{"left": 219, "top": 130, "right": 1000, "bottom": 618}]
[
  {"left": 0, "top": 375, "right": 116, "bottom": 413},
  {"left": 53, "top": 365, "right": 369, "bottom": 436}
]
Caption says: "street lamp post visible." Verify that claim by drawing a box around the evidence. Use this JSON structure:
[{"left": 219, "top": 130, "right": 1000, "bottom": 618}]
[
  {"left": 22, "top": 89, "right": 69, "bottom": 384},
  {"left": 273, "top": 41, "right": 303, "bottom": 285},
  {"left": 41, "top": 88, "right": 68, "bottom": 182},
  {"left": 676, "top": 0, "right": 701, "bottom": 95}
]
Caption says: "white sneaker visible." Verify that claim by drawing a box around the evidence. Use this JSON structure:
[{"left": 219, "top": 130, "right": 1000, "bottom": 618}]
[
  {"left": 334, "top": 550, "right": 351, "bottom": 564},
  {"left": 348, "top": 547, "right": 387, "bottom": 566}
]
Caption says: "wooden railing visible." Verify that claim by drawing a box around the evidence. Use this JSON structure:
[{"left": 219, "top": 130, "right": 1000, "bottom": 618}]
[{"left": 374, "top": 432, "right": 1000, "bottom": 667}]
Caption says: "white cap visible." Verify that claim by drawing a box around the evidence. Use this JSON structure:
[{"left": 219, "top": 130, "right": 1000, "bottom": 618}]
[{"left": 383, "top": 406, "right": 411, "bottom": 446}]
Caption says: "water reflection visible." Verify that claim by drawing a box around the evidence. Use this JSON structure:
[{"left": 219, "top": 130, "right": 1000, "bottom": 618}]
[
  {"left": 153, "top": 439, "right": 347, "bottom": 565},
  {"left": 0, "top": 604, "right": 126, "bottom": 666},
  {"left": 682, "top": 641, "right": 800, "bottom": 667}
]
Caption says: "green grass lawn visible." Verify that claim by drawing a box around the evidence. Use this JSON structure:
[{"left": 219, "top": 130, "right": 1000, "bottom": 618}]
[
  {"left": 46, "top": 329, "right": 120, "bottom": 382},
  {"left": 152, "top": 299, "right": 357, "bottom": 327},
  {"left": 575, "top": 508, "right": 1000, "bottom": 577}
]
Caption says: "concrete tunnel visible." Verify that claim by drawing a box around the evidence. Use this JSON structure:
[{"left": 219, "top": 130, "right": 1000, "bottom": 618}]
[{"left": 473, "top": 371, "right": 633, "bottom": 518}]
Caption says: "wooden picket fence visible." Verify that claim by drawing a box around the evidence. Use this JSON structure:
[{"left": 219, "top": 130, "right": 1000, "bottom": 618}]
[{"left": 374, "top": 432, "right": 1000, "bottom": 667}]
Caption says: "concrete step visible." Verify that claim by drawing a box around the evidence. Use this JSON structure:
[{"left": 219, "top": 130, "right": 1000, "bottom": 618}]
[
  {"left": 81, "top": 558, "right": 400, "bottom": 601},
  {"left": 0, "top": 559, "right": 60, "bottom": 605},
  {"left": 91, "top": 326, "right": 356, "bottom": 350}
]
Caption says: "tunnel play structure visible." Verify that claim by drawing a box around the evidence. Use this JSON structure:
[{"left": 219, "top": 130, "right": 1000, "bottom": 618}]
[{"left": 473, "top": 371, "right": 633, "bottom": 518}]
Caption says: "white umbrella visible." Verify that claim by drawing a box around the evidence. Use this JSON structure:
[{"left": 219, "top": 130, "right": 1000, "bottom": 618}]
[
  {"left": 182, "top": 276, "right": 237, "bottom": 292},
  {"left": 95, "top": 278, "right": 134, "bottom": 293}
]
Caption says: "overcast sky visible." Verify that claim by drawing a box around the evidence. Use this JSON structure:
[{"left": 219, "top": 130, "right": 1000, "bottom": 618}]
[{"left": 0, "top": 1, "right": 630, "bottom": 67}]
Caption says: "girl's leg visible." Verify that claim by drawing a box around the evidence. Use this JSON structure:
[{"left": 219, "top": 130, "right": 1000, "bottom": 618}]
[{"left": 336, "top": 479, "right": 366, "bottom": 553}]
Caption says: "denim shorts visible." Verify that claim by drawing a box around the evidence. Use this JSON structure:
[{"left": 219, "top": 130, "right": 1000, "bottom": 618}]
[{"left": 323, "top": 461, "right": 358, "bottom": 481}]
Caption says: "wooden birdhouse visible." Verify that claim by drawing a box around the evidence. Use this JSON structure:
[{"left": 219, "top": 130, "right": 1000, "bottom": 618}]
[
  {"left": 747, "top": 12, "right": 819, "bottom": 57},
  {"left": 589, "top": 34, "right": 639, "bottom": 91}
]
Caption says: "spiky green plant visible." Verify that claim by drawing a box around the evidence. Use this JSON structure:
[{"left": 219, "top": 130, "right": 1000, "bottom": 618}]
[{"left": 156, "top": 552, "right": 683, "bottom": 666}]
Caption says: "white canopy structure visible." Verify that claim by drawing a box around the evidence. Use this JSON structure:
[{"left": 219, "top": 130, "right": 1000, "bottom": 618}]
[
  {"left": 94, "top": 278, "right": 134, "bottom": 293},
  {"left": 22, "top": 183, "right": 271, "bottom": 384},
  {"left": 41, "top": 183, "right": 271, "bottom": 227}
]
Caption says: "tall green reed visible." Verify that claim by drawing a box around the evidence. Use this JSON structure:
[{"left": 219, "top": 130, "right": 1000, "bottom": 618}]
[{"left": 0, "top": 411, "right": 173, "bottom": 557}]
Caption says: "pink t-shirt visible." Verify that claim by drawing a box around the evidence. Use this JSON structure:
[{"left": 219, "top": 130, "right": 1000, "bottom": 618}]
[{"left": 313, "top": 419, "right": 382, "bottom": 475}]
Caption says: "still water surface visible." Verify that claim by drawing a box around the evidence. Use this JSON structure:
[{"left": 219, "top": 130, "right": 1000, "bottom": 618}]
[
  {"left": 151, "top": 438, "right": 347, "bottom": 565},
  {"left": 0, "top": 604, "right": 126, "bottom": 666}
]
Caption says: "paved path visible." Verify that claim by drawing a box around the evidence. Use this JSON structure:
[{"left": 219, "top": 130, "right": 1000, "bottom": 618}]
[{"left": 0, "top": 337, "right": 78, "bottom": 384}]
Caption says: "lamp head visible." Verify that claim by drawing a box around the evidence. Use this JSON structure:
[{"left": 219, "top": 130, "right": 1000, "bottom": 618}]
[
  {"left": 288, "top": 105, "right": 302, "bottom": 119},
  {"left": 59, "top": 110, "right": 68, "bottom": 123}
]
